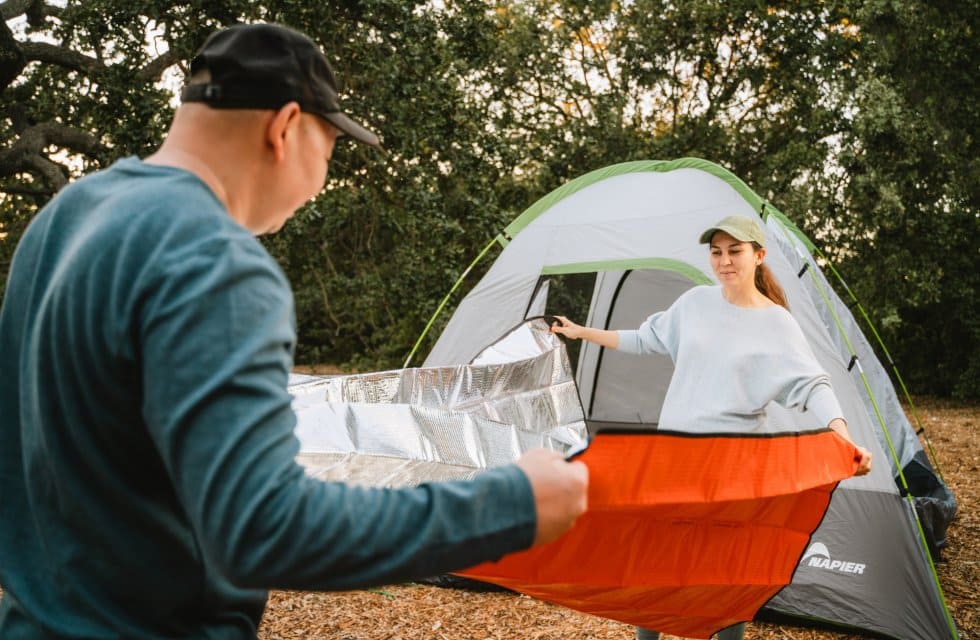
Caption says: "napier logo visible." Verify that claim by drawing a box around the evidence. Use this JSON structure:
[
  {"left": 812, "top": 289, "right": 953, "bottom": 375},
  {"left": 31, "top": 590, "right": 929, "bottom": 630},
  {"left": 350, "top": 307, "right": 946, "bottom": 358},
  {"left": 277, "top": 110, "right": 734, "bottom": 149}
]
[{"left": 801, "top": 542, "right": 866, "bottom": 575}]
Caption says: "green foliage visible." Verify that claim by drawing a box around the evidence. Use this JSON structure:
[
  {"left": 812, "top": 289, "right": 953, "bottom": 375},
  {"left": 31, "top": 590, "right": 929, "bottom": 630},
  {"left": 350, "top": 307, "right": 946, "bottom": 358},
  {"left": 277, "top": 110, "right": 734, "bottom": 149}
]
[
  {"left": 1, "top": 0, "right": 977, "bottom": 397},
  {"left": 830, "top": 0, "right": 980, "bottom": 399}
]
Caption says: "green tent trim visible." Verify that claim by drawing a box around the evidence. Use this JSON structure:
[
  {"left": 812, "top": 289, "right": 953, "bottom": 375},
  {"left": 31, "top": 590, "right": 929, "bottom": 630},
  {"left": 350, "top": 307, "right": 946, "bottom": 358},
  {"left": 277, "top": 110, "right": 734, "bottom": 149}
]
[
  {"left": 504, "top": 157, "right": 767, "bottom": 239},
  {"left": 542, "top": 258, "right": 711, "bottom": 285},
  {"left": 407, "top": 159, "right": 758, "bottom": 367}
]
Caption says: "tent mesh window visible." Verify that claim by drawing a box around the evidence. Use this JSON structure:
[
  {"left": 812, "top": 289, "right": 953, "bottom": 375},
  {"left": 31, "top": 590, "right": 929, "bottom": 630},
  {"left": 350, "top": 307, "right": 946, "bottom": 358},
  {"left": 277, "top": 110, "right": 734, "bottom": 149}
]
[{"left": 532, "top": 272, "right": 595, "bottom": 373}]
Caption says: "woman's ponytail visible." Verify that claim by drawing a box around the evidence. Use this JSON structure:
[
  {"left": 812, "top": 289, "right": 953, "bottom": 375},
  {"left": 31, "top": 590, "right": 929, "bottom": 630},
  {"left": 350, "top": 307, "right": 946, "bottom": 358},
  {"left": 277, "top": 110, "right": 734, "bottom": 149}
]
[{"left": 753, "top": 244, "right": 789, "bottom": 309}]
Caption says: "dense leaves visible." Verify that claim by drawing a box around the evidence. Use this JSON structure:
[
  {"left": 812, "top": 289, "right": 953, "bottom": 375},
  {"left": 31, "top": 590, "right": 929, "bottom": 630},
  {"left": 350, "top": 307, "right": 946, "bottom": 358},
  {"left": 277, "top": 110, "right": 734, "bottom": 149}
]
[
  {"left": 834, "top": 0, "right": 980, "bottom": 398},
  {"left": 1, "top": 0, "right": 977, "bottom": 397}
]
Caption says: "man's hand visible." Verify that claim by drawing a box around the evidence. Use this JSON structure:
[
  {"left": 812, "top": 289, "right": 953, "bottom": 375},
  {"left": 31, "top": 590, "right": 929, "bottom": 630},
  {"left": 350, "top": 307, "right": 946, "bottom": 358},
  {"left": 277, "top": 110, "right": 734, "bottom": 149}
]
[{"left": 515, "top": 449, "right": 589, "bottom": 546}]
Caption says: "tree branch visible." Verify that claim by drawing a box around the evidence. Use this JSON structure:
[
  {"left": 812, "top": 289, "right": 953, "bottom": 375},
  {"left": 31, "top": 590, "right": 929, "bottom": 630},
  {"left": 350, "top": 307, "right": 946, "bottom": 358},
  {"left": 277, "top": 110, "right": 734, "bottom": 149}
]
[
  {"left": 137, "top": 49, "right": 179, "bottom": 82},
  {"left": 0, "top": 121, "right": 104, "bottom": 193},
  {"left": 0, "top": 17, "right": 26, "bottom": 89},
  {"left": 20, "top": 40, "right": 102, "bottom": 75},
  {"left": 37, "top": 121, "right": 105, "bottom": 154},
  {"left": 23, "top": 152, "right": 65, "bottom": 190},
  {"left": 0, "top": 121, "right": 104, "bottom": 165},
  {"left": 0, "top": 0, "right": 60, "bottom": 24},
  {"left": 0, "top": 0, "right": 33, "bottom": 20}
]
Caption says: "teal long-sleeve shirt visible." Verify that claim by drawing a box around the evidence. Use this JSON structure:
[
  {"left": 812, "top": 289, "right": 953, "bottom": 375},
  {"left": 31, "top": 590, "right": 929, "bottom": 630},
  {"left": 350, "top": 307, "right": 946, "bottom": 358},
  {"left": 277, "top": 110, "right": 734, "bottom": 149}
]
[{"left": 0, "top": 158, "right": 536, "bottom": 639}]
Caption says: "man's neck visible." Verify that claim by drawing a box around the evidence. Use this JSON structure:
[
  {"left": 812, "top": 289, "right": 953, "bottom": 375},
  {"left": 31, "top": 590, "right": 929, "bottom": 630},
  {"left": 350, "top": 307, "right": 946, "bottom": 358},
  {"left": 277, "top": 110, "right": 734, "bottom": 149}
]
[{"left": 145, "top": 146, "right": 230, "bottom": 211}]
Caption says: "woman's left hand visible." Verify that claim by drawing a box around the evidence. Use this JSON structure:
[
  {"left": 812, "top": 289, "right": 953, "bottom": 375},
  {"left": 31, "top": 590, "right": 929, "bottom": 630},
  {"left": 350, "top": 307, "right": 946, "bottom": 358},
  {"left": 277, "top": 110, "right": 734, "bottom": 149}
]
[{"left": 854, "top": 445, "right": 872, "bottom": 476}]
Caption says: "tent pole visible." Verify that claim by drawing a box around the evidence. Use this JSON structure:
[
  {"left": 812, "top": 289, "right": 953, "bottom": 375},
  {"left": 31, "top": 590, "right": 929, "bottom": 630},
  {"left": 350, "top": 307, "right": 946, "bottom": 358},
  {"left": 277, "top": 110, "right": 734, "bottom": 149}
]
[
  {"left": 762, "top": 206, "right": 946, "bottom": 480},
  {"left": 770, "top": 215, "right": 960, "bottom": 640},
  {"left": 815, "top": 255, "right": 947, "bottom": 484},
  {"left": 402, "top": 234, "right": 504, "bottom": 368}
]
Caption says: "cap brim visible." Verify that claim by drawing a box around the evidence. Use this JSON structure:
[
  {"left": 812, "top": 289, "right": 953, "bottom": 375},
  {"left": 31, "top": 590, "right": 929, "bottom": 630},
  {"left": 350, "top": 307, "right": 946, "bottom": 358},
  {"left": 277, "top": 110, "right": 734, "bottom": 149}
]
[
  {"left": 699, "top": 227, "right": 722, "bottom": 244},
  {"left": 699, "top": 224, "right": 765, "bottom": 247},
  {"left": 324, "top": 111, "right": 382, "bottom": 149}
]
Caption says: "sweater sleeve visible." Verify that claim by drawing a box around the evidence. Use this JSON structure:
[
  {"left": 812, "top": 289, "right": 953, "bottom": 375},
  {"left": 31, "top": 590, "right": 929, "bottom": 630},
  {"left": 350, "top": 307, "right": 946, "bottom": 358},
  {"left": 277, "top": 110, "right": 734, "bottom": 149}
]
[
  {"left": 139, "top": 236, "right": 536, "bottom": 591},
  {"left": 616, "top": 309, "right": 676, "bottom": 356},
  {"left": 772, "top": 312, "right": 846, "bottom": 428},
  {"left": 802, "top": 381, "right": 846, "bottom": 429},
  {"left": 615, "top": 287, "right": 698, "bottom": 357}
]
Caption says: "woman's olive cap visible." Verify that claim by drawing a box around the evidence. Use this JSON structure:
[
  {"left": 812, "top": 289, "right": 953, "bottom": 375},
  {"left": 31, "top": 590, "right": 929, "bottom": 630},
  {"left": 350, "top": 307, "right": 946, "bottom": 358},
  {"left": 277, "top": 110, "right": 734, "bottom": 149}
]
[{"left": 699, "top": 215, "right": 766, "bottom": 247}]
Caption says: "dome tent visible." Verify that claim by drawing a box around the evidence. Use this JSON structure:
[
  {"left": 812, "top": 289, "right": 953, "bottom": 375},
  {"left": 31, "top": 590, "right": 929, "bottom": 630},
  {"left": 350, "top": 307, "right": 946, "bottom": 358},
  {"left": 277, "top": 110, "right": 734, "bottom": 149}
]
[{"left": 413, "top": 158, "right": 958, "bottom": 640}]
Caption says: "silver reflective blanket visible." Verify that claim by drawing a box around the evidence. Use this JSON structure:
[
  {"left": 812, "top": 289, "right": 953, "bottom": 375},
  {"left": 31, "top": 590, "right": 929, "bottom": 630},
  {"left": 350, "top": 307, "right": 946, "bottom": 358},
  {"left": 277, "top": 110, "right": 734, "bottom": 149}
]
[{"left": 289, "top": 318, "right": 588, "bottom": 486}]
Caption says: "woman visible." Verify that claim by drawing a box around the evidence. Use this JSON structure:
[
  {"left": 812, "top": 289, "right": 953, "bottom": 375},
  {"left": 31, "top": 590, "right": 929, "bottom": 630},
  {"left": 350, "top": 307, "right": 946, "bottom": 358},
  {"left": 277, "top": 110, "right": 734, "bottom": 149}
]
[{"left": 550, "top": 214, "right": 872, "bottom": 640}]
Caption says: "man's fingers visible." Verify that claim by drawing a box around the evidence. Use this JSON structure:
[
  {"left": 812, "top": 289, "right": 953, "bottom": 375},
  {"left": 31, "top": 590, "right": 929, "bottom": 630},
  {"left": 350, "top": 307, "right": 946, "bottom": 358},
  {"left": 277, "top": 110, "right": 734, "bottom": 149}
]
[{"left": 516, "top": 449, "right": 589, "bottom": 546}]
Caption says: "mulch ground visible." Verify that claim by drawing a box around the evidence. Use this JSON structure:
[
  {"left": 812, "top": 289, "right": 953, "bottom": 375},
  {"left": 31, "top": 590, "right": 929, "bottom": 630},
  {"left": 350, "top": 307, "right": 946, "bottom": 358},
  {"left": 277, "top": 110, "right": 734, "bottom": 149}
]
[
  {"left": 0, "top": 398, "right": 974, "bottom": 638},
  {"left": 258, "top": 397, "right": 978, "bottom": 640}
]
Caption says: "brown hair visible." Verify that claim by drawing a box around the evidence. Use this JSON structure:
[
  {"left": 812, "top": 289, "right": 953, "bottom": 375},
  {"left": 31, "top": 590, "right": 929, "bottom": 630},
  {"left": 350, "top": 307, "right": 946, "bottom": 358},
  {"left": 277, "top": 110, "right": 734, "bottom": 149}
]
[{"left": 751, "top": 242, "right": 789, "bottom": 309}]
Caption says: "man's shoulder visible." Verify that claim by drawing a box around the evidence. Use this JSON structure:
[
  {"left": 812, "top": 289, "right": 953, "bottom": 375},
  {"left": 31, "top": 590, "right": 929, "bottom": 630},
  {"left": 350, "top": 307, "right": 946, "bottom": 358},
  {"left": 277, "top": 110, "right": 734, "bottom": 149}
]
[
  {"left": 47, "top": 158, "right": 227, "bottom": 229},
  {"left": 41, "top": 158, "right": 280, "bottom": 290},
  {"left": 85, "top": 159, "right": 259, "bottom": 257},
  {"left": 108, "top": 159, "right": 234, "bottom": 231}
]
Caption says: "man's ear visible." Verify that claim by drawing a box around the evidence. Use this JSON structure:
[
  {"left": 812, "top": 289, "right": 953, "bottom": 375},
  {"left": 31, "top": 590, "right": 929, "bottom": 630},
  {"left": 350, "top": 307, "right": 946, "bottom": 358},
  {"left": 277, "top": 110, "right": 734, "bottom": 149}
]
[{"left": 266, "top": 102, "right": 303, "bottom": 163}]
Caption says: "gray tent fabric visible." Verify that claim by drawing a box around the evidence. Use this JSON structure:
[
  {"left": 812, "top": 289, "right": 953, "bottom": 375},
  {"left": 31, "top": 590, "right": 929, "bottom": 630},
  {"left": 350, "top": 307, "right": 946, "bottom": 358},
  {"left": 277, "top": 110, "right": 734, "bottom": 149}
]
[
  {"left": 421, "top": 159, "right": 959, "bottom": 640},
  {"left": 763, "top": 490, "right": 949, "bottom": 639},
  {"left": 763, "top": 216, "right": 957, "bottom": 559}
]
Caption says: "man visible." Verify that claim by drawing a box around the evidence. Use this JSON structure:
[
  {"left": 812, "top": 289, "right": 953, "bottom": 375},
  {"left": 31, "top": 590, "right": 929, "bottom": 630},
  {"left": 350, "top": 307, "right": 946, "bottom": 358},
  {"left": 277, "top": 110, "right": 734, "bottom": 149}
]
[{"left": 0, "top": 23, "right": 588, "bottom": 638}]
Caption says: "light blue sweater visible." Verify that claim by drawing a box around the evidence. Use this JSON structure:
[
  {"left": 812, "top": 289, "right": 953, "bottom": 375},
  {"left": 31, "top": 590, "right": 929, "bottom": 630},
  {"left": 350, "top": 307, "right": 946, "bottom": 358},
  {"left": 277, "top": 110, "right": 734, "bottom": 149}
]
[{"left": 616, "top": 285, "right": 844, "bottom": 433}]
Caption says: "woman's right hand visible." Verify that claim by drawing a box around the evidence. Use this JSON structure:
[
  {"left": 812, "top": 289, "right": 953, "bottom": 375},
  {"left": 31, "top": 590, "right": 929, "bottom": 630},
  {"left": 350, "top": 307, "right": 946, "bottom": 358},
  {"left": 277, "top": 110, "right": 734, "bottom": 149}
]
[{"left": 549, "top": 315, "right": 585, "bottom": 340}]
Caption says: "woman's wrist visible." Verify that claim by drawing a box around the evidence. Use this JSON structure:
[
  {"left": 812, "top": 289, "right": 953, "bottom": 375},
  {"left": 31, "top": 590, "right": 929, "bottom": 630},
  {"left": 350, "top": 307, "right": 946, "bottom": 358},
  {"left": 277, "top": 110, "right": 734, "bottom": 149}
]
[{"left": 828, "top": 417, "right": 852, "bottom": 441}]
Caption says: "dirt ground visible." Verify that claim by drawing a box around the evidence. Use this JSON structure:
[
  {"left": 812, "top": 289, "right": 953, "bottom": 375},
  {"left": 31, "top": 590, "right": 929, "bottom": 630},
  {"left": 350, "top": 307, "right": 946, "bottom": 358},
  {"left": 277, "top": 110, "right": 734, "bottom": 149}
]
[{"left": 258, "top": 397, "right": 978, "bottom": 640}]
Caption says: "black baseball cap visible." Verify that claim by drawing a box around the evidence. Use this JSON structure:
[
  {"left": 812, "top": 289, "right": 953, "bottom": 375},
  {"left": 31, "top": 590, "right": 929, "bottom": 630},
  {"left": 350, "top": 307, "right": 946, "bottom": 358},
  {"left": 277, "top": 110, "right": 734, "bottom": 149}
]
[{"left": 181, "top": 23, "right": 381, "bottom": 148}]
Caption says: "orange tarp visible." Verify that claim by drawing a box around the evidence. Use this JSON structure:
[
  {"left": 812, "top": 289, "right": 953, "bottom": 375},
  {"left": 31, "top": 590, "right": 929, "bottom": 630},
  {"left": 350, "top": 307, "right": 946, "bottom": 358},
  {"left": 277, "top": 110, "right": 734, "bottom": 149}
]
[{"left": 459, "top": 430, "right": 861, "bottom": 638}]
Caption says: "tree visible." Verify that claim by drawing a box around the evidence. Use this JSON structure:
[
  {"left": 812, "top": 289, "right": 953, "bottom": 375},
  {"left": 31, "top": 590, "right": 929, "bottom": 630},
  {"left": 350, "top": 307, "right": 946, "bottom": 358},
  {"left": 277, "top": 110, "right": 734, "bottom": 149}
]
[
  {"left": 831, "top": 0, "right": 980, "bottom": 398},
  {"left": 0, "top": 0, "right": 252, "bottom": 277},
  {"left": 1, "top": 1, "right": 976, "bottom": 397}
]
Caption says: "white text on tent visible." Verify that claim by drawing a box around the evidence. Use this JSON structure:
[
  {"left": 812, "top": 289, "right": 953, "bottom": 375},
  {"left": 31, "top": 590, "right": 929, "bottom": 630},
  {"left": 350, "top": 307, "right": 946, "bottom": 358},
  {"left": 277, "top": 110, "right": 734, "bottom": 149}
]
[{"left": 807, "top": 557, "right": 866, "bottom": 574}]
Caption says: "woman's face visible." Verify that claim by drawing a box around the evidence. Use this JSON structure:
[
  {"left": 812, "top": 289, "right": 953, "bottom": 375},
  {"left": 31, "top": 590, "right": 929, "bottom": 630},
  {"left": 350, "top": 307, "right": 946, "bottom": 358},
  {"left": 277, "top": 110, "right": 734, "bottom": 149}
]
[{"left": 709, "top": 231, "right": 763, "bottom": 288}]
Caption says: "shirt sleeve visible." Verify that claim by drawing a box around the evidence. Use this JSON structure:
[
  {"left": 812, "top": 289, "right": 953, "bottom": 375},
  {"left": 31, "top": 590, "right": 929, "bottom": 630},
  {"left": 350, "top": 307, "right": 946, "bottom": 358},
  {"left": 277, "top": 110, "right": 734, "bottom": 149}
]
[
  {"left": 616, "top": 310, "right": 674, "bottom": 356},
  {"left": 803, "top": 382, "right": 846, "bottom": 429},
  {"left": 139, "top": 235, "right": 536, "bottom": 591},
  {"left": 771, "top": 312, "right": 846, "bottom": 428}
]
